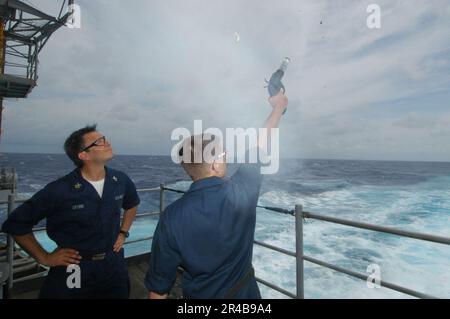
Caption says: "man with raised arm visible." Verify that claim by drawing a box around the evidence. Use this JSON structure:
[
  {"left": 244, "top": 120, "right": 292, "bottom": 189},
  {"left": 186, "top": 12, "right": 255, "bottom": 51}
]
[{"left": 145, "top": 91, "right": 288, "bottom": 299}]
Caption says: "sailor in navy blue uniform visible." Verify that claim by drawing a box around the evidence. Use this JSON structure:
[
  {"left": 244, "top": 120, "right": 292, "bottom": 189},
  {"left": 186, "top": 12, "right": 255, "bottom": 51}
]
[
  {"left": 145, "top": 91, "right": 288, "bottom": 299},
  {"left": 1, "top": 125, "right": 140, "bottom": 298}
]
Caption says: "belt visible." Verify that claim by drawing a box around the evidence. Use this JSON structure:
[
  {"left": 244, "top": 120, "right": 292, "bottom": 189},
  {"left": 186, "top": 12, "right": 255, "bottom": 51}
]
[{"left": 79, "top": 251, "right": 110, "bottom": 261}]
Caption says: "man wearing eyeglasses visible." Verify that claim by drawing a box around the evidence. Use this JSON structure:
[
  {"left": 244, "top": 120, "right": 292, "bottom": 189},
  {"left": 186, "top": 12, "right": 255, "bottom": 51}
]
[
  {"left": 145, "top": 91, "right": 288, "bottom": 299},
  {"left": 1, "top": 125, "right": 140, "bottom": 298}
]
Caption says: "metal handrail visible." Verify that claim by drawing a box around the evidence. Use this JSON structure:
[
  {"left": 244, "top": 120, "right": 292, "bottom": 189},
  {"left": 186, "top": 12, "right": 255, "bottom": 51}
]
[
  {"left": 162, "top": 187, "right": 450, "bottom": 299},
  {"left": 253, "top": 240, "right": 295, "bottom": 257},
  {"left": 254, "top": 276, "right": 297, "bottom": 299},
  {"left": 137, "top": 187, "right": 161, "bottom": 193},
  {"left": 302, "top": 211, "right": 450, "bottom": 246},
  {"left": 256, "top": 204, "right": 449, "bottom": 299},
  {"left": 161, "top": 186, "right": 185, "bottom": 194},
  {"left": 0, "top": 198, "right": 26, "bottom": 205},
  {"left": 2, "top": 184, "right": 449, "bottom": 299}
]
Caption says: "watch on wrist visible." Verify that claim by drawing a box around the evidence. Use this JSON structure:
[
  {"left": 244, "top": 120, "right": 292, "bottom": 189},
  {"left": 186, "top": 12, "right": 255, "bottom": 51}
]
[{"left": 120, "top": 229, "right": 129, "bottom": 238}]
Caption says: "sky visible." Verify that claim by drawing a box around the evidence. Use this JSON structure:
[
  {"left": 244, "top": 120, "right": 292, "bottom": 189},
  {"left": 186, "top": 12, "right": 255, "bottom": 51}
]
[{"left": 0, "top": 0, "right": 449, "bottom": 161}]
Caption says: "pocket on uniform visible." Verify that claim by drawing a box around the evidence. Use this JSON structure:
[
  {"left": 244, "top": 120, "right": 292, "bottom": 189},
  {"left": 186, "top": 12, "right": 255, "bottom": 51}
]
[
  {"left": 114, "top": 193, "right": 124, "bottom": 210},
  {"left": 59, "top": 200, "right": 98, "bottom": 227}
]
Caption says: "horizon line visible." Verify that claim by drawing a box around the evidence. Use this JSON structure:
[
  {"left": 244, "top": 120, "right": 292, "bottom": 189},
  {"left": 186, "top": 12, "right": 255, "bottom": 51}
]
[{"left": 1, "top": 151, "right": 449, "bottom": 164}]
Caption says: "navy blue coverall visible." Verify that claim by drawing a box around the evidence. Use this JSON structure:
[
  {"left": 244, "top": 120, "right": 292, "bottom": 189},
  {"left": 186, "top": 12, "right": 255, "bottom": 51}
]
[
  {"left": 145, "top": 160, "right": 262, "bottom": 299},
  {"left": 1, "top": 167, "right": 140, "bottom": 298}
]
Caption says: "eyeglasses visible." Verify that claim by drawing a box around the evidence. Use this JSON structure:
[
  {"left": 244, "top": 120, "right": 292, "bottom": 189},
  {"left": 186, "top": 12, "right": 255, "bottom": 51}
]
[{"left": 80, "top": 136, "right": 107, "bottom": 152}]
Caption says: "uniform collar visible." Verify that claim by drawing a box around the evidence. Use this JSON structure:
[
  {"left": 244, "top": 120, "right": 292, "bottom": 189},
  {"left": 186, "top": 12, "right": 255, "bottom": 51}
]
[
  {"left": 187, "top": 176, "right": 224, "bottom": 193},
  {"left": 73, "top": 166, "right": 110, "bottom": 181},
  {"left": 70, "top": 166, "right": 114, "bottom": 193}
]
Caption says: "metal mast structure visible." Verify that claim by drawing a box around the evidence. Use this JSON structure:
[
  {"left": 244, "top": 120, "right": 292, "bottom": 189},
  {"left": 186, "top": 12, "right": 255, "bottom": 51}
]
[{"left": 0, "top": 0, "right": 74, "bottom": 137}]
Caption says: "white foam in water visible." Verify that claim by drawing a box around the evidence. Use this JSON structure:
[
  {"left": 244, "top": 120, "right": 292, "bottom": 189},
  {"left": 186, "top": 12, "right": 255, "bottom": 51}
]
[{"left": 255, "top": 176, "right": 450, "bottom": 298}]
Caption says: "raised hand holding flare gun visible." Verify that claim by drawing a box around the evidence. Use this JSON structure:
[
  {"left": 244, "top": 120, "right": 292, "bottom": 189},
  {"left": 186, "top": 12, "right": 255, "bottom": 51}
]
[{"left": 265, "top": 57, "right": 291, "bottom": 115}]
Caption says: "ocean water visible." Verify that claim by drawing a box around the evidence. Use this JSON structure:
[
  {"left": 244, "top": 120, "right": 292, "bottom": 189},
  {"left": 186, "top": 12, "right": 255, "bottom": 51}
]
[{"left": 1, "top": 153, "right": 449, "bottom": 299}]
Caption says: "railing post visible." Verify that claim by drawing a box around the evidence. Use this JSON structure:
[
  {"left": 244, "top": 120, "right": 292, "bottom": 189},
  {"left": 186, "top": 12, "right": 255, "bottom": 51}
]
[
  {"left": 295, "top": 204, "right": 304, "bottom": 299},
  {"left": 6, "top": 194, "right": 15, "bottom": 294},
  {"left": 159, "top": 183, "right": 165, "bottom": 214}
]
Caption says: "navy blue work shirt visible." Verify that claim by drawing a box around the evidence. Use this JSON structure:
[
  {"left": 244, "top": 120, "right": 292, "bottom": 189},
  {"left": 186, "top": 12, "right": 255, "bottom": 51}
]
[
  {"left": 145, "top": 160, "right": 263, "bottom": 298},
  {"left": 1, "top": 167, "right": 140, "bottom": 253}
]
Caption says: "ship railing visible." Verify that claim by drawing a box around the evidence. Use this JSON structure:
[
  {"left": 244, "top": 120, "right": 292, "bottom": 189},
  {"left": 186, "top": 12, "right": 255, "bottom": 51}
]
[
  {"left": 1, "top": 184, "right": 450, "bottom": 299},
  {"left": 159, "top": 185, "right": 450, "bottom": 299}
]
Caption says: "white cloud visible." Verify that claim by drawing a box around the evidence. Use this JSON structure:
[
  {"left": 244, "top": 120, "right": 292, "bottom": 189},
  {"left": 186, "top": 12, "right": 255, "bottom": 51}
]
[{"left": 1, "top": 0, "right": 450, "bottom": 161}]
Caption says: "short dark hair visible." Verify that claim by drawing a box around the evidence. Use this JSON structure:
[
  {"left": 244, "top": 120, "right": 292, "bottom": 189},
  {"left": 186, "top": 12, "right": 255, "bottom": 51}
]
[
  {"left": 64, "top": 124, "right": 97, "bottom": 168},
  {"left": 178, "top": 134, "right": 222, "bottom": 178},
  {"left": 178, "top": 134, "right": 219, "bottom": 163}
]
